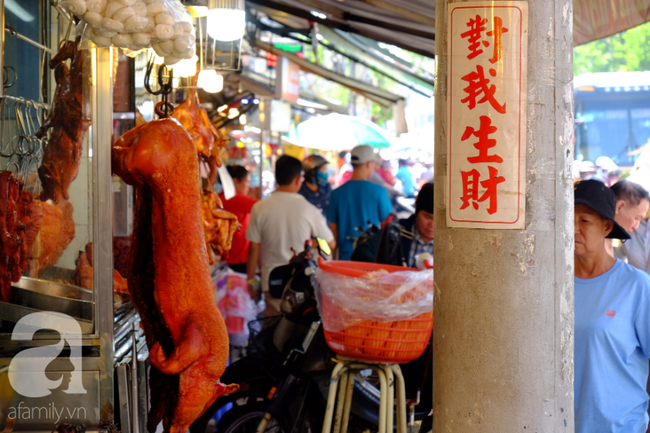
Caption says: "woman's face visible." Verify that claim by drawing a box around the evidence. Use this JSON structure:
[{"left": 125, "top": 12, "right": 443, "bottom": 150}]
[{"left": 574, "top": 204, "right": 613, "bottom": 257}]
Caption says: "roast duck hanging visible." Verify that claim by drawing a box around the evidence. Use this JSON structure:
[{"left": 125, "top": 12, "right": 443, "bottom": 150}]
[
  {"left": 112, "top": 119, "right": 238, "bottom": 433},
  {"left": 172, "top": 85, "right": 240, "bottom": 263},
  {"left": 0, "top": 35, "right": 89, "bottom": 301}
]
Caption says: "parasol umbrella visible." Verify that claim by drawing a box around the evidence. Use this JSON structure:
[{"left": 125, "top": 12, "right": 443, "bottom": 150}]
[{"left": 297, "top": 114, "right": 393, "bottom": 151}]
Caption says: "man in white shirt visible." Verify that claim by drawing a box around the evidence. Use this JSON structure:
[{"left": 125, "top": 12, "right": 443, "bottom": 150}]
[{"left": 246, "top": 155, "right": 335, "bottom": 317}]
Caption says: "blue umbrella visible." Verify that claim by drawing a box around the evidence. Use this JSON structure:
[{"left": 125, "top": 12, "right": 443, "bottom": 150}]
[{"left": 297, "top": 114, "right": 393, "bottom": 150}]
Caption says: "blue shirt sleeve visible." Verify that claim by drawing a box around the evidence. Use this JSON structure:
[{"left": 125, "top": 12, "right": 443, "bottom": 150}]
[{"left": 378, "top": 187, "right": 393, "bottom": 221}]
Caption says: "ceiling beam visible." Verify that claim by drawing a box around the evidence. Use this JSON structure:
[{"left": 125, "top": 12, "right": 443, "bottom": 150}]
[
  {"left": 276, "top": 0, "right": 434, "bottom": 38},
  {"left": 358, "top": 0, "right": 435, "bottom": 27}
]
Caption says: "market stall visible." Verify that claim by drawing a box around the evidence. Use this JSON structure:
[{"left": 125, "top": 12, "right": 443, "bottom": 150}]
[{"left": 0, "top": 1, "right": 118, "bottom": 430}]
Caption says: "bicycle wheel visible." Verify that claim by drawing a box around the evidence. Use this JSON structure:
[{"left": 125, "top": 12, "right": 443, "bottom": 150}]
[{"left": 217, "top": 402, "right": 287, "bottom": 433}]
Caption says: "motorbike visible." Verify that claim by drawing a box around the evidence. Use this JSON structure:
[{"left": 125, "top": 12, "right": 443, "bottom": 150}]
[{"left": 190, "top": 240, "right": 432, "bottom": 433}]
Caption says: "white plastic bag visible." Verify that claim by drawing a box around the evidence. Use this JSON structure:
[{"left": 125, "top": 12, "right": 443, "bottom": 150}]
[
  {"left": 63, "top": 0, "right": 195, "bottom": 64},
  {"left": 313, "top": 268, "right": 434, "bottom": 333}
]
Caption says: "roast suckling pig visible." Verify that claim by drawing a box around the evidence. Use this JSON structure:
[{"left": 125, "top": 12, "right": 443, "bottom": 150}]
[
  {"left": 172, "top": 87, "right": 240, "bottom": 262},
  {"left": 0, "top": 172, "right": 42, "bottom": 302},
  {"left": 112, "top": 119, "right": 237, "bottom": 433},
  {"left": 29, "top": 35, "right": 90, "bottom": 276}
]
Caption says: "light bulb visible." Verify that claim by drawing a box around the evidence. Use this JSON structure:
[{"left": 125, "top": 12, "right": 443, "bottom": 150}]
[
  {"left": 169, "top": 55, "right": 198, "bottom": 77},
  {"left": 239, "top": 114, "right": 247, "bottom": 124},
  {"left": 207, "top": 8, "right": 245, "bottom": 41},
  {"left": 227, "top": 108, "right": 240, "bottom": 119},
  {"left": 198, "top": 70, "right": 224, "bottom": 93}
]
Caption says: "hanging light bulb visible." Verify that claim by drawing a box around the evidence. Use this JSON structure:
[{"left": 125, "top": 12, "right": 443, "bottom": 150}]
[
  {"left": 169, "top": 55, "right": 199, "bottom": 78},
  {"left": 198, "top": 70, "right": 224, "bottom": 93},
  {"left": 207, "top": 0, "right": 245, "bottom": 42}
]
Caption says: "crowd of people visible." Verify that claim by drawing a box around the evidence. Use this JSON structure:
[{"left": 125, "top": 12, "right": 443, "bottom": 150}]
[
  {"left": 218, "top": 144, "right": 433, "bottom": 317},
  {"left": 573, "top": 177, "right": 650, "bottom": 433}
]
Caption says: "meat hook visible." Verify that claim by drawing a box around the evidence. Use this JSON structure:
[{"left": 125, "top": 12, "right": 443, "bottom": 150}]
[
  {"left": 145, "top": 57, "right": 175, "bottom": 118},
  {"left": 3, "top": 66, "right": 17, "bottom": 90}
]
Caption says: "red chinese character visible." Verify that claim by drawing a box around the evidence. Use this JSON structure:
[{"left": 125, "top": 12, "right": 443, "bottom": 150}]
[
  {"left": 480, "top": 166, "right": 505, "bottom": 214},
  {"left": 460, "top": 15, "right": 487, "bottom": 60},
  {"left": 462, "top": 116, "right": 503, "bottom": 164},
  {"left": 460, "top": 166, "right": 505, "bottom": 214},
  {"left": 461, "top": 65, "right": 506, "bottom": 114},
  {"left": 461, "top": 169, "right": 480, "bottom": 210},
  {"left": 486, "top": 17, "right": 509, "bottom": 64}
]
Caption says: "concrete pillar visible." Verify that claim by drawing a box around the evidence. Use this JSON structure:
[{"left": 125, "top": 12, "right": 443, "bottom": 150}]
[{"left": 432, "top": 0, "right": 574, "bottom": 431}]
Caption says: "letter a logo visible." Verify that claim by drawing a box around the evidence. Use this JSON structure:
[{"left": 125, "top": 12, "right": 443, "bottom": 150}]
[{"left": 8, "top": 312, "right": 87, "bottom": 397}]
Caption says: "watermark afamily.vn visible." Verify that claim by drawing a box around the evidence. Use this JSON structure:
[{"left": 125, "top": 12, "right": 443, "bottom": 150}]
[
  {"left": 7, "top": 402, "right": 87, "bottom": 425},
  {"left": 8, "top": 311, "right": 87, "bottom": 398}
]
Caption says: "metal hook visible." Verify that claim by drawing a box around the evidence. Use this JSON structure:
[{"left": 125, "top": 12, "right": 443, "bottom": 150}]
[
  {"left": 14, "top": 101, "right": 26, "bottom": 137},
  {"left": 144, "top": 56, "right": 174, "bottom": 97},
  {"left": 3, "top": 66, "right": 17, "bottom": 89},
  {"left": 5, "top": 161, "right": 19, "bottom": 175},
  {"left": 24, "top": 100, "right": 37, "bottom": 137},
  {"left": 60, "top": 12, "right": 74, "bottom": 46},
  {"left": 154, "top": 101, "right": 175, "bottom": 119}
]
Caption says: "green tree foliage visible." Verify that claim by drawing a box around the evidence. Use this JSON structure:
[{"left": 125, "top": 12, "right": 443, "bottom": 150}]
[{"left": 574, "top": 22, "right": 650, "bottom": 75}]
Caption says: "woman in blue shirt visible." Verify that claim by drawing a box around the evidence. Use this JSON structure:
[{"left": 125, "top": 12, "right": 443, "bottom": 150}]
[{"left": 574, "top": 179, "right": 650, "bottom": 433}]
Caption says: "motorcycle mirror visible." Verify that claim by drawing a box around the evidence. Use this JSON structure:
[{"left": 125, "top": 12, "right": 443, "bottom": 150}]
[
  {"left": 269, "top": 264, "right": 294, "bottom": 299},
  {"left": 315, "top": 237, "right": 331, "bottom": 256}
]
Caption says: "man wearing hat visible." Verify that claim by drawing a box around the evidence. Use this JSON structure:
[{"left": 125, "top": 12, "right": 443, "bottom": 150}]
[
  {"left": 352, "top": 182, "right": 433, "bottom": 267},
  {"left": 327, "top": 144, "right": 393, "bottom": 260},
  {"left": 573, "top": 180, "right": 650, "bottom": 433},
  {"left": 299, "top": 154, "right": 332, "bottom": 217}
]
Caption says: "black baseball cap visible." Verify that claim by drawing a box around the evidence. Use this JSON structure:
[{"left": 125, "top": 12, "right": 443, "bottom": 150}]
[{"left": 574, "top": 179, "right": 630, "bottom": 240}]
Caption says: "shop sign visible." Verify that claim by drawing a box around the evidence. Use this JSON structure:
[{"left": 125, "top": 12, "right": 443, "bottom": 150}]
[
  {"left": 447, "top": 1, "right": 528, "bottom": 229},
  {"left": 275, "top": 57, "right": 300, "bottom": 103}
]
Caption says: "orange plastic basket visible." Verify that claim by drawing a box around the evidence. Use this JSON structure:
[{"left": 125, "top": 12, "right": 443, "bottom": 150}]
[{"left": 318, "top": 259, "right": 433, "bottom": 364}]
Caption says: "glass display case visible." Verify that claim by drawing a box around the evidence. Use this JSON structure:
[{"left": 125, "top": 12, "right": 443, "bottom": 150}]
[{"left": 0, "top": 1, "right": 116, "bottom": 430}]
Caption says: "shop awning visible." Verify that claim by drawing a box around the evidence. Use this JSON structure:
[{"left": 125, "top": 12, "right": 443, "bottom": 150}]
[
  {"left": 574, "top": 0, "right": 650, "bottom": 46},
  {"left": 247, "top": 0, "right": 650, "bottom": 55},
  {"left": 255, "top": 39, "right": 403, "bottom": 106},
  {"left": 232, "top": 70, "right": 349, "bottom": 113},
  {"left": 246, "top": 0, "right": 435, "bottom": 58}
]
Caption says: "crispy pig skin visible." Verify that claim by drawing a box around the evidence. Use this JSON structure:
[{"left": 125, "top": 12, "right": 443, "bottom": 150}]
[{"left": 112, "top": 119, "right": 237, "bottom": 433}]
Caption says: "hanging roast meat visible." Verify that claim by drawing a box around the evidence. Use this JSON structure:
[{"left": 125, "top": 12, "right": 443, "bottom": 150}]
[
  {"left": 0, "top": 172, "right": 43, "bottom": 302},
  {"left": 172, "top": 86, "right": 227, "bottom": 186},
  {"left": 36, "top": 35, "right": 90, "bottom": 203},
  {"left": 172, "top": 87, "right": 240, "bottom": 262},
  {"left": 112, "top": 119, "right": 237, "bottom": 433},
  {"left": 74, "top": 242, "right": 131, "bottom": 306},
  {"left": 28, "top": 35, "right": 91, "bottom": 276}
]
